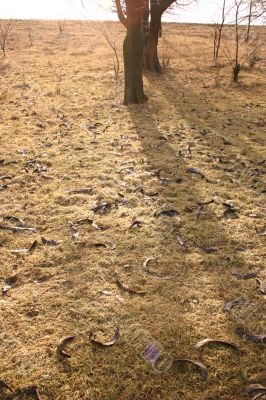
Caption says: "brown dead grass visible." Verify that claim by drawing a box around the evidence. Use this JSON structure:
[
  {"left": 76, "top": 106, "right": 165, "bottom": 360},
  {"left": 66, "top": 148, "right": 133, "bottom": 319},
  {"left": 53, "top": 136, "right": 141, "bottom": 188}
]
[{"left": 0, "top": 20, "right": 265, "bottom": 400}]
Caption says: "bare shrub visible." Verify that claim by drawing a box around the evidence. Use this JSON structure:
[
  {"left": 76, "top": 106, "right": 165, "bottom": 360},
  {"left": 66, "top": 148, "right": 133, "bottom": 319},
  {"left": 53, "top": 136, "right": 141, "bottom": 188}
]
[
  {"left": 27, "top": 22, "right": 33, "bottom": 46},
  {"left": 58, "top": 20, "right": 66, "bottom": 35},
  {"left": 0, "top": 20, "right": 13, "bottom": 58},
  {"left": 93, "top": 23, "right": 120, "bottom": 82}
]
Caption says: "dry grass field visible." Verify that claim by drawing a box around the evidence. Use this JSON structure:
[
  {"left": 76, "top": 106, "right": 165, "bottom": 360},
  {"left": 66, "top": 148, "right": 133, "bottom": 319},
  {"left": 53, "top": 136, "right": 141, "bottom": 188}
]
[{"left": 0, "top": 19, "right": 265, "bottom": 400}]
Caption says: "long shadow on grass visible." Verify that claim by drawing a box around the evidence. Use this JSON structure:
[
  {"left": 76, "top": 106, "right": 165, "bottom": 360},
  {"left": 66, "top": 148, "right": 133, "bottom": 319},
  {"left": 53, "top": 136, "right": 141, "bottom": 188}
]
[{"left": 125, "top": 74, "right": 265, "bottom": 399}]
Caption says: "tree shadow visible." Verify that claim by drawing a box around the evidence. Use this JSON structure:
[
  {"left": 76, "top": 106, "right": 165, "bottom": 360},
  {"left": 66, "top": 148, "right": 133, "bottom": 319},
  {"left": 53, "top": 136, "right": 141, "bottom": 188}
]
[{"left": 124, "top": 75, "right": 265, "bottom": 397}]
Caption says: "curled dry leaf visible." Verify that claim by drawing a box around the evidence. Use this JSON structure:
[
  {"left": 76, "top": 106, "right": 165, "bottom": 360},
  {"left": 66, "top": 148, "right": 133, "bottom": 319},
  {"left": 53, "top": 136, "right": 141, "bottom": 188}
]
[
  {"left": 0, "top": 224, "right": 36, "bottom": 233},
  {"left": 129, "top": 220, "right": 143, "bottom": 230},
  {"left": 245, "top": 384, "right": 266, "bottom": 397},
  {"left": 2, "top": 275, "right": 18, "bottom": 295},
  {"left": 91, "top": 202, "right": 115, "bottom": 214},
  {"left": 143, "top": 258, "right": 156, "bottom": 270},
  {"left": 222, "top": 202, "right": 239, "bottom": 219},
  {"left": 142, "top": 257, "right": 172, "bottom": 279},
  {"left": 200, "top": 246, "right": 218, "bottom": 254},
  {"left": 69, "top": 187, "right": 93, "bottom": 195},
  {"left": 173, "top": 358, "right": 208, "bottom": 380},
  {"left": 73, "top": 218, "right": 107, "bottom": 231},
  {"left": 18, "top": 386, "right": 42, "bottom": 400},
  {"left": 3, "top": 216, "right": 24, "bottom": 226},
  {"left": 70, "top": 225, "right": 79, "bottom": 241},
  {"left": 256, "top": 279, "right": 266, "bottom": 295},
  {"left": 57, "top": 336, "right": 75, "bottom": 358},
  {"left": 232, "top": 271, "right": 258, "bottom": 279},
  {"left": 133, "top": 186, "right": 144, "bottom": 194},
  {"left": 186, "top": 167, "right": 205, "bottom": 178},
  {"left": 195, "top": 338, "right": 241, "bottom": 353},
  {"left": 0, "top": 379, "right": 13, "bottom": 392},
  {"left": 90, "top": 327, "right": 120, "bottom": 347},
  {"left": 10, "top": 240, "right": 37, "bottom": 254},
  {"left": 235, "top": 327, "right": 266, "bottom": 345},
  {"left": 73, "top": 218, "right": 93, "bottom": 225},
  {"left": 92, "top": 242, "right": 116, "bottom": 250},
  {"left": 155, "top": 209, "right": 179, "bottom": 218},
  {"left": 41, "top": 237, "right": 62, "bottom": 246},
  {"left": 224, "top": 299, "right": 241, "bottom": 312},
  {"left": 116, "top": 280, "right": 146, "bottom": 296}
]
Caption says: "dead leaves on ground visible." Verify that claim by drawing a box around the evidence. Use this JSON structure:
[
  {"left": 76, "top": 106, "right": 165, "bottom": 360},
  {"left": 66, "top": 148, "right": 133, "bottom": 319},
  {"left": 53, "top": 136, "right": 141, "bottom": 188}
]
[
  {"left": 195, "top": 338, "right": 242, "bottom": 353},
  {"left": 256, "top": 279, "right": 266, "bottom": 295},
  {"left": 2, "top": 275, "right": 18, "bottom": 295},
  {"left": 142, "top": 257, "right": 173, "bottom": 280},
  {"left": 0, "top": 379, "right": 13, "bottom": 393},
  {"left": 173, "top": 359, "right": 208, "bottom": 381},
  {"left": 245, "top": 384, "right": 266, "bottom": 399},
  {"left": 57, "top": 336, "right": 76, "bottom": 358},
  {"left": 90, "top": 327, "right": 120, "bottom": 347},
  {"left": 10, "top": 240, "right": 37, "bottom": 254},
  {"left": 236, "top": 327, "right": 266, "bottom": 345},
  {"left": 116, "top": 280, "right": 146, "bottom": 296},
  {"left": 0, "top": 383, "right": 41, "bottom": 400}
]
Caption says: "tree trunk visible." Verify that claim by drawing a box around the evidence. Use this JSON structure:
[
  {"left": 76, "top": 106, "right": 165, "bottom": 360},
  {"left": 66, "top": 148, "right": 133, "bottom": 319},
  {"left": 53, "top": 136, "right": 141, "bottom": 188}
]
[
  {"left": 143, "top": 10, "right": 162, "bottom": 72},
  {"left": 123, "top": 1, "right": 148, "bottom": 105},
  {"left": 232, "top": 63, "right": 240, "bottom": 82},
  {"left": 245, "top": 2, "right": 252, "bottom": 42}
]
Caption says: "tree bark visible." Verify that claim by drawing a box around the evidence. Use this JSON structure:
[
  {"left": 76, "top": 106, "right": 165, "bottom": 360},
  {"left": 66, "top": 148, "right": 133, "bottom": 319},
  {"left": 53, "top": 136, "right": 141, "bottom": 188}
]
[
  {"left": 123, "top": 0, "right": 148, "bottom": 105},
  {"left": 143, "top": 3, "right": 162, "bottom": 72}
]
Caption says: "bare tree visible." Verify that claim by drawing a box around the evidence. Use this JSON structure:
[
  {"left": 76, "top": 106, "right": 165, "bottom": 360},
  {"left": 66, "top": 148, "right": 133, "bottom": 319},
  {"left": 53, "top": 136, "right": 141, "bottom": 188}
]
[
  {"left": 222, "top": 0, "right": 262, "bottom": 82},
  {"left": 0, "top": 20, "right": 13, "bottom": 58},
  {"left": 58, "top": 20, "right": 66, "bottom": 35},
  {"left": 27, "top": 22, "right": 33, "bottom": 46},
  {"left": 121, "top": 0, "right": 148, "bottom": 104},
  {"left": 213, "top": 0, "right": 233, "bottom": 63},
  {"left": 245, "top": 0, "right": 266, "bottom": 41},
  {"left": 93, "top": 23, "right": 120, "bottom": 82}
]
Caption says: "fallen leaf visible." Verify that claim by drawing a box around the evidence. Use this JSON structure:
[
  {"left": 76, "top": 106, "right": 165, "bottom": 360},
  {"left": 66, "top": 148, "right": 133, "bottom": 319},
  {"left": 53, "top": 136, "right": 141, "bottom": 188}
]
[
  {"left": 256, "top": 279, "right": 266, "bottom": 295},
  {"left": 0, "top": 224, "right": 36, "bottom": 233},
  {"left": 129, "top": 220, "right": 143, "bottom": 230},
  {"left": 73, "top": 218, "right": 93, "bottom": 225},
  {"left": 236, "top": 327, "right": 266, "bottom": 345},
  {"left": 245, "top": 384, "right": 266, "bottom": 397},
  {"left": 41, "top": 237, "right": 62, "bottom": 246},
  {"left": 70, "top": 225, "right": 79, "bottom": 241},
  {"left": 2, "top": 275, "right": 18, "bottom": 295},
  {"left": 195, "top": 338, "right": 241, "bottom": 352},
  {"left": 92, "top": 242, "right": 116, "bottom": 250},
  {"left": 57, "top": 336, "right": 75, "bottom": 358},
  {"left": 200, "top": 246, "right": 218, "bottom": 254},
  {"left": 91, "top": 202, "right": 114, "bottom": 214},
  {"left": 0, "top": 379, "right": 13, "bottom": 392},
  {"left": 222, "top": 201, "right": 239, "bottom": 219},
  {"left": 155, "top": 209, "right": 179, "bottom": 217},
  {"left": 10, "top": 240, "right": 37, "bottom": 254},
  {"left": 90, "top": 327, "right": 120, "bottom": 346},
  {"left": 232, "top": 271, "right": 258, "bottom": 279},
  {"left": 18, "top": 386, "right": 42, "bottom": 400},
  {"left": 186, "top": 167, "right": 205, "bottom": 178},
  {"left": 173, "top": 358, "right": 208, "bottom": 380},
  {"left": 3, "top": 216, "right": 25, "bottom": 226},
  {"left": 69, "top": 187, "right": 93, "bottom": 194},
  {"left": 224, "top": 299, "right": 242, "bottom": 312},
  {"left": 116, "top": 280, "right": 146, "bottom": 295},
  {"left": 142, "top": 257, "right": 172, "bottom": 279},
  {"left": 143, "top": 258, "right": 156, "bottom": 270}
]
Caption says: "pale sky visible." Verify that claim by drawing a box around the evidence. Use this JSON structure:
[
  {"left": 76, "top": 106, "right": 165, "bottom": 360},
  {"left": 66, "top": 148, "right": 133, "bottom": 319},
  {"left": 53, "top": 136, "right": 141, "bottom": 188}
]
[{"left": 0, "top": 0, "right": 238, "bottom": 23}]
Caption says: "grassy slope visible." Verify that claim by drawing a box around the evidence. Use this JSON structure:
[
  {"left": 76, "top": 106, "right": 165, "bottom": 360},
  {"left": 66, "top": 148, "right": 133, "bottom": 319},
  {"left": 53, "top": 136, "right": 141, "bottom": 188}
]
[{"left": 0, "top": 20, "right": 265, "bottom": 400}]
